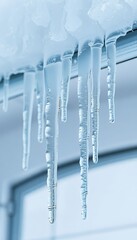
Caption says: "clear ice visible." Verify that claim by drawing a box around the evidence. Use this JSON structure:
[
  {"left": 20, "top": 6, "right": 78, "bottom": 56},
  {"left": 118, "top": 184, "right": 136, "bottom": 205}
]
[
  {"left": 106, "top": 40, "right": 116, "bottom": 123},
  {"left": 65, "top": 0, "right": 104, "bottom": 218},
  {"left": 61, "top": 51, "right": 73, "bottom": 122},
  {"left": 44, "top": 0, "right": 76, "bottom": 223},
  {"left": 0, "top": 0, "right": 136, "bottom": 224},
  {"left": 90, "top": 0, "right": 134, "bottom": 124},
  {"left": 45, "top": 60, "right": 61, "bottom": 224},
  {"left": 35, "top": 64, "right": 45, "bottom": 143},
  {"left": 3, "top": 75, "right": 9, "bottom": 112},
  {"left": 90, "top": 43, "right": 102, "bottom": 164},
  {"left": 78, "top": 46, "right": 91, "bottom": 219},
  {"left": 23, "top": 70, "right": 35, "bottom": 170}
]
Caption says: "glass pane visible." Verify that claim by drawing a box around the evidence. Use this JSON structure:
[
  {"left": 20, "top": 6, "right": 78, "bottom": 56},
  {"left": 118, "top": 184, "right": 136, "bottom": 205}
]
[
  {"left": 21, "top": 158, "right": 137, "bottom": 240},
  {"left": 22, "top": 187, "right": 54, "bottom": 240},
  {"left": 65, "top": 229, "right": 137, "bottom": 240}
]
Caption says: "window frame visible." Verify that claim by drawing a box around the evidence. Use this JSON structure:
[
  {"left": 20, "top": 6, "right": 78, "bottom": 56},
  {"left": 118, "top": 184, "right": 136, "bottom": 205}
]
[
  {"left": 7, "top": 147, "right": 137, "bottom": 240},
  {"left": 0, "top": 29, "right": 137, "bottom": 104}
]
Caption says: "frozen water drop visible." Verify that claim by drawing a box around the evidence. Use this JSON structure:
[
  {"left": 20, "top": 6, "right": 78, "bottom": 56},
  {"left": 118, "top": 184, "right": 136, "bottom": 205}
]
[{"left": 22, "top": 70, "right": 35, "bottom": 170}]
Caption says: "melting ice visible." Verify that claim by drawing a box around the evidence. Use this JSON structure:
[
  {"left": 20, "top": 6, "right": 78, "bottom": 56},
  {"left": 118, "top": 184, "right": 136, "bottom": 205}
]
[
  {"left": 90, "top": 0, "right": 134, "bottom": 123},
  {"left": 45, "top": 60, "right": 61, "bottom": 223},
  {"left": 23, "top": 70, "right": 35, "bottom": 170},
  {"left": 77, "top": 47, "right": 91, "bottom": 219},
  {"left": 0, "top": 0, "right": 136, "bottom": 223}
]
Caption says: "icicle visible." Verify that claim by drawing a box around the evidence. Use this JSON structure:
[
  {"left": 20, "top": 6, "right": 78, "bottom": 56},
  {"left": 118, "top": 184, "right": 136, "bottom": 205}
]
[
  {"left": 90, "top": 42, "right": 103, "bottom": 164},
  {"left": 106, "top": 39, "right": 116, "bottom": 123},
  {"left": 78, "top": 45, "right": 91, "bottom": 219},
  {"left": 3, "top": 74, "right": 10, "bottom": 112},
  {"left": 61, "top": 51, "right": 72, "bottom": 122},
  {"left": 35, "top": 63, "right": 45, "bottom": 143},
  {"left": 22, "top": 70, "right": 35, "bottom": 170},
  {"left": 44, "top": 59, "right": 61, "bottom": 224}
]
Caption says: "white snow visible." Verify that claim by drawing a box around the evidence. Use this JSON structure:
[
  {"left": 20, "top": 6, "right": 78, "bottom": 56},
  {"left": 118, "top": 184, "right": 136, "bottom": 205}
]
[
  {"left": 0, "top": 0, "right": 135, "bottom": 73},
  {"left": 0, "top": 0, "right": 137, "bottom": 223}
]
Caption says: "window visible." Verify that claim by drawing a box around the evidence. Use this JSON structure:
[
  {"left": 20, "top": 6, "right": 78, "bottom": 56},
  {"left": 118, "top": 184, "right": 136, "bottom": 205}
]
[{"left": 9, "top": 148, "right": 137, "bottom": 240}]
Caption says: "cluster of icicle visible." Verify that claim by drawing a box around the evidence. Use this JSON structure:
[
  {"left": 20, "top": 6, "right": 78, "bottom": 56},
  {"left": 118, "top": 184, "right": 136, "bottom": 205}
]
[{"left": 0, "top": 0, "right": 137, "bottom": 223}]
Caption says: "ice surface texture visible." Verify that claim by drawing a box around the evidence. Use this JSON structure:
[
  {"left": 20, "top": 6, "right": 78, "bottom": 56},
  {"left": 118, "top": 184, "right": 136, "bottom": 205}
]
[{"left": 0, "top": 0, "right": 137, "bottom": 223}]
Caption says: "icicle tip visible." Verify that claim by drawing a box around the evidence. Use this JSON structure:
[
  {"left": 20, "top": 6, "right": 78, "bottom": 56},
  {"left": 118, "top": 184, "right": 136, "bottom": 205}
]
[
  {"left": 48, "top": 207, "right": 56, "bottom": 224},
  {"left": 22, "top": 154, "right": 29, "bottom": 171},
  {"left": 81, "top": 210, "right": 87, "bottom": 220}
]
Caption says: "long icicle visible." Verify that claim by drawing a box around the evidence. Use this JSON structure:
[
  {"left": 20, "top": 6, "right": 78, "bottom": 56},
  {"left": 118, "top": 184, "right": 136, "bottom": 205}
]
[
  {"left": 45, "top": 60, "right": 61, "bottom": 224},
  {"left": 90, "top": 43, "right": 102, "bottom": 164},
  {"left": 35, "top": 64, "right": 45, "bottom": 143},
  {"left": 23, "top": 70, "right": 35, "bottom": 170},
  {"left": 3, "top": 74, "right": 10, "bottom": 112},
  {"left": 61, "top": 52, "right": 73, "bottom": 122},
  {"left": 106, "top": 39, "right": 116, "bottom": 123},
  {"left": 78, "top": 46, "right": 91, "bottom": 219}
]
